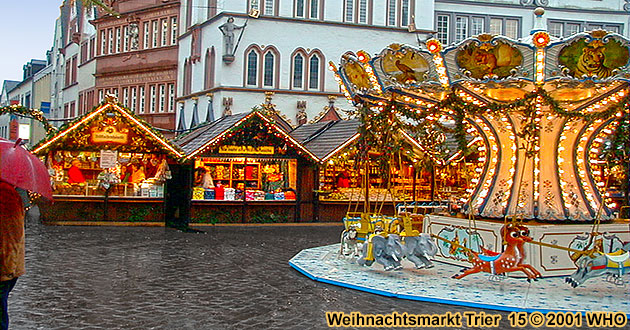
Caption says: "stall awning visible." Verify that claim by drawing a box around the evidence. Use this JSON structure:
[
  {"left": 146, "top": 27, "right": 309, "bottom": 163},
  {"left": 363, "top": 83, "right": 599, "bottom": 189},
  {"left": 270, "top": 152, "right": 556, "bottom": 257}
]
[
  {"left": 32, "top": 100, "right": 184, "bottom": 159},
  {"left": 290, "top": 119, "right": 360, "bottom": 163},
  {"left": 176, "top": 110, "right": 319, "bottom": 162}
]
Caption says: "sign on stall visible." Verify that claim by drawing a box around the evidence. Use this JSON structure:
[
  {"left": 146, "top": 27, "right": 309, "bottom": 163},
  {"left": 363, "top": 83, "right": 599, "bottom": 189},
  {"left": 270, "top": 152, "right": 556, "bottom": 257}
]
[
  {"left": 100, "top": 150, "right": 118, "bottom": 168},
  {"left": 218, "top": 145, "right": 274, "bottom": 155}
]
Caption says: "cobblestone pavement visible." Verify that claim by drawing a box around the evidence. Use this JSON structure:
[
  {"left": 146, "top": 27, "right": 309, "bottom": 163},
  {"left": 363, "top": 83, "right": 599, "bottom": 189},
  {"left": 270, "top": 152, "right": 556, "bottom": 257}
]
[{"left": 8, "top": 211, "right": 624, "bottom": 330}]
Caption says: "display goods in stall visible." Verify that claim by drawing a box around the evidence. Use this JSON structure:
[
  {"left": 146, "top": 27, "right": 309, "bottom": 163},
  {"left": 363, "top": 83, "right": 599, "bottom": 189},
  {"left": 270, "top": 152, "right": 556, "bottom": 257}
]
[{"left": 32, "top": 97, "right": 182, "bottom": 222}]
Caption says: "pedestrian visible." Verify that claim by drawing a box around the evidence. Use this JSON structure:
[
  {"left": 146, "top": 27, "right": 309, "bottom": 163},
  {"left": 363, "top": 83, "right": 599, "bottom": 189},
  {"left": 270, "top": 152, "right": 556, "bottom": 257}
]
[{"left": 0, "top": 181, "right": 26, "bottom": 330}]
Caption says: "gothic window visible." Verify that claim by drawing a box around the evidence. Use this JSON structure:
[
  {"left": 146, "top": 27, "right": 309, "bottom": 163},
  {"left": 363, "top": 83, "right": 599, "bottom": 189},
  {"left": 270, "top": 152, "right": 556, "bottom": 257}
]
[
  {"left": 246, "top": 50, "right": 258, "bottom": 86},
  {"left": 293, "top": 53, "right": 304, "bottom": 88},
  {"left": 263, "top": 52, "right": 275, "bottom": 87},
  {"left": 186, "top": 0, "right": 193, "bottom": 27},
  {"left": 183, "top": 59, "right": 193, "bottom": 95},
  {"left": 205, "top": 47, "right": 216, "bottom": 89},
  {"left": 309, "top": 54, "right": 320, "bottom": 90}
]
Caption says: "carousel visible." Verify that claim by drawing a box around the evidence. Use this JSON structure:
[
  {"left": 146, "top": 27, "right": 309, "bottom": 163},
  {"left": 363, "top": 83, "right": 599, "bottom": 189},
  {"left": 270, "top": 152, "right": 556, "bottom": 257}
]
[{"left": 290, "top": 17, "right": 630, "bottom": 316}]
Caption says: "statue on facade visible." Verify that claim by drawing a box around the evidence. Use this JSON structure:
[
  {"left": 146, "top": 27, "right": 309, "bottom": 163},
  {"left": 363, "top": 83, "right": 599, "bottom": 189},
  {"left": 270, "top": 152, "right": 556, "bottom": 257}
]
[
  {"left": 219, "top": 17, "right": 246, "bottom": 58},
  {"left": 128, "top": 23, "right": 139, "bottom": 51}
]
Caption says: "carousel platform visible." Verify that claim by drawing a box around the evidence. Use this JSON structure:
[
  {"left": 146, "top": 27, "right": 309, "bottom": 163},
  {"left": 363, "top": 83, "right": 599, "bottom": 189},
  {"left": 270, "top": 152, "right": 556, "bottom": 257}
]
[{"left": 289, "top": 244, "right": 630, "bottom": 317}]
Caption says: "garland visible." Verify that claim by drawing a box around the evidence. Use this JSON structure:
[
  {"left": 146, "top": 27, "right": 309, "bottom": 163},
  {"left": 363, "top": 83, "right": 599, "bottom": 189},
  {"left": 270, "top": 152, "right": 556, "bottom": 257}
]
[
  {"left": 31, "top": 100, "right": 182, "bottom": 159},
  {"left": 0, "top": 105, "right": 56, "bottom": 136}
]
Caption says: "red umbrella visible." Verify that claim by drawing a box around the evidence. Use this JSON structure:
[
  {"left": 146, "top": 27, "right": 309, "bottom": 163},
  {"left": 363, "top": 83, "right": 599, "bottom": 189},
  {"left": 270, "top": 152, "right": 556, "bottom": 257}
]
[{"left": 0, "top": 138, "right": 53, "bottom": 200}]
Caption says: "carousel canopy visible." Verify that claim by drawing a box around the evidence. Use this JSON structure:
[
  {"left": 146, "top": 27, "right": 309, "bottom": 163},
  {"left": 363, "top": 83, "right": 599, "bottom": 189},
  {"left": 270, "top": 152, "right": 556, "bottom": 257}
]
[{"left": 332, "top": 30, "right": 630, "bottom": 221}]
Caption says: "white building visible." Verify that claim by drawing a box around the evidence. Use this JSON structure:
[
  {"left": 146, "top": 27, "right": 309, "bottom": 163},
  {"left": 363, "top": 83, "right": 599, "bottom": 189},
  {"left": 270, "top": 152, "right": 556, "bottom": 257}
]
[
  {"left": 49, "top": 0, "right": 98, "bottom": 123},
  {"left": 174, "top": 0, "right": 629, "bottom": 132},
  {"left": 175, "top": 0, "right": 434, "bottom": 131}
]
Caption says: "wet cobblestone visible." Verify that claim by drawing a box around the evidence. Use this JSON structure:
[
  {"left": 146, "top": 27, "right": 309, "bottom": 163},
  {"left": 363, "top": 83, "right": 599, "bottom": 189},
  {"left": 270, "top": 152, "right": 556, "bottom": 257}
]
[{"left": 7, "top": 212, "right": 609, "bottom": 329}]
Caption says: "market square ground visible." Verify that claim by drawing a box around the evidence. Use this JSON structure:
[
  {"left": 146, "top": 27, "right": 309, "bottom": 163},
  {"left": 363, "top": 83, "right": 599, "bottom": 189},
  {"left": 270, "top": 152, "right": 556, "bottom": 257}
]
[{"left": 8, "top": 214, "right": 626, "bottom": 329}]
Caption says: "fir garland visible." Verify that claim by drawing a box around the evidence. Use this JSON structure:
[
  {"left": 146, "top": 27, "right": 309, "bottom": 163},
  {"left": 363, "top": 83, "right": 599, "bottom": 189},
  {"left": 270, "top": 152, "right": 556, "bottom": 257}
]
[{"left": 0, "top": 105, "right": 56, "bottom": 136}]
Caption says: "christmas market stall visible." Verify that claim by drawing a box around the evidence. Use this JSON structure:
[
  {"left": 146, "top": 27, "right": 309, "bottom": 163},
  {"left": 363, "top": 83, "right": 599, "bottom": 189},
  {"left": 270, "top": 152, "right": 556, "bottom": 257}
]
[
  {"left": 175, "top": 107, "right": 320, "bottom": 223},
  {"left": 290, "top": 110, "right": 483, "bottom": 222},
  {"left": 32, "top": 96, "right": 184, "bottom": 222}
]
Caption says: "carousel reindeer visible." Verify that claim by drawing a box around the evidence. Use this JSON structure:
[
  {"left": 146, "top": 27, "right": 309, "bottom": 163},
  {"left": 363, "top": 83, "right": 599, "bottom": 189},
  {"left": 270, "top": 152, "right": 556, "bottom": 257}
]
[{"left": 452, "top": 223, "right": 542, "bottom": 282}]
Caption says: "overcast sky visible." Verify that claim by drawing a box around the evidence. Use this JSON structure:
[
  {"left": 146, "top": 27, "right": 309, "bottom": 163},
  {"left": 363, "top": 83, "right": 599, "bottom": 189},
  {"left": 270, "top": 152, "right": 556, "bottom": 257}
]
[{"left": 1, "top": 1, "right": 61, "bottom": 82}]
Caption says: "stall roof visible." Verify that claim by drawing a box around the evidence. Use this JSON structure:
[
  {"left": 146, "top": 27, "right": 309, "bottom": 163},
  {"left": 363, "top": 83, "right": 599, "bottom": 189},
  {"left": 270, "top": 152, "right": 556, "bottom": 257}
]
[
  {"left": 291, "top": 119, "right": 361, "bottom": 163},
  {"left": 176, "top": 112, "right": 250, "bottom": 156},
  {"left": 176, "top": 110, "right": 319, "bottom": 162},
  {"left": 32, "top": 100, "right": 184, "bottom": 158}
]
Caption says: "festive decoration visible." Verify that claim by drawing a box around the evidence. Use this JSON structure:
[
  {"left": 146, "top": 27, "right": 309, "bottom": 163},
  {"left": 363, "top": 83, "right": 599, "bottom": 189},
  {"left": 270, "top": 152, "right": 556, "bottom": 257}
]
[
  {"left": 335, "top": 30, "right": 630, "bottom": 220},
  {"left": 32, "top": 100, "right": 183, "bottom": 159},
  {"left": 0, "top": 104, "right": 56, "bottom": 136},
  {"left": 182, "top": 108, "right": 319, "bottom": 162}
]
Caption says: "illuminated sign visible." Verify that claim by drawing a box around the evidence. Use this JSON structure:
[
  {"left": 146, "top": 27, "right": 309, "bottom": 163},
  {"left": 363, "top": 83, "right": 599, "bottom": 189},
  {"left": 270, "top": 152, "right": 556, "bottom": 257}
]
[
  {"left": 91, "top": 125, "right": 129, "bottom": 144},
  {"left": 218, "top": 145, "right": 274, "bottom": 155}
]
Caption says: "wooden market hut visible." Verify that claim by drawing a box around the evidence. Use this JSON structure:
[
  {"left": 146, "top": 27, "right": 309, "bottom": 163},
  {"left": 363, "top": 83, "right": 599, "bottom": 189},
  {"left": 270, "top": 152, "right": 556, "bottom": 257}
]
[
  {"left": 175, "top": 108, "right": 321, "bottom": 223},
  {"left": 291, "top": 116, "right": 481, "bottom": 222},
  {"left": 32, "top": 97, "right": 184, "bottom": 223}
]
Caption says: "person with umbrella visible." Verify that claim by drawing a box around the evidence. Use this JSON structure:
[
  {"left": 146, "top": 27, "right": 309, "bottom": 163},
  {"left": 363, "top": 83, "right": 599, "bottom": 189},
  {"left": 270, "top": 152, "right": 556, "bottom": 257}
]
[
  {"left": 0, "top": 181, "right": 25, "bottom": 330},
  {"left": 0, "top": 138, "right": 52, "bottom": 329}
]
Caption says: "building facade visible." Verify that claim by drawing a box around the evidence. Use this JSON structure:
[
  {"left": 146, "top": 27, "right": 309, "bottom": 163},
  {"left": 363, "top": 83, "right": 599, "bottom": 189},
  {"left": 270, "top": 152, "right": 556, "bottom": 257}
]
[
  {"left": 1, "top": 60, "right": 48, "bottom": 144},
  {"left": 91, "top": 0, "right": 180, "bottom": 132},
  {"left": 434, "top": 0, "right": 630, "bottom": 46},
  {"left": 49, "top": 0, "right": 98, "bottom": 124},
  {"left": 174, "top": 0, "right": 434, "bottom": 132},
  {"left": 174, "top": 1, "right": 629, "bottom": 133}
]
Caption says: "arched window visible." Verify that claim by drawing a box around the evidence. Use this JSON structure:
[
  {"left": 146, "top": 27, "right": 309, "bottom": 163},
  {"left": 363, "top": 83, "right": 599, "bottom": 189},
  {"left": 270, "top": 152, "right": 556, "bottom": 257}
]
[
  {"left": 183, "top": 59, "right": 192, "bottom": 95},
  {"left": 263, "top": 52, "right": 275, "bottom": 87},
  {"left": 308, "top": 54, "right": 320, "bottom": 90},
  {"left": 246, "top": 50, "right": 258, "bottom": 86},
  {"left": 292, "top": 53, "right": 304, "bottom": 88},
  {"left": 205, "top": 47, "right": 215, "bottom": 90}
]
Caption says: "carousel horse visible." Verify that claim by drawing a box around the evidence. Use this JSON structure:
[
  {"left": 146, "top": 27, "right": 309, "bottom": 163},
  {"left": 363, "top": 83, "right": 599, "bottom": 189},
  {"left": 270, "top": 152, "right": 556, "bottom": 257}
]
[
  {"left": 566, "top": 242, "right": 630, "bottom": 287},
  {"left": 452, "top": 223, "right": 542, "bottom": 281}
]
